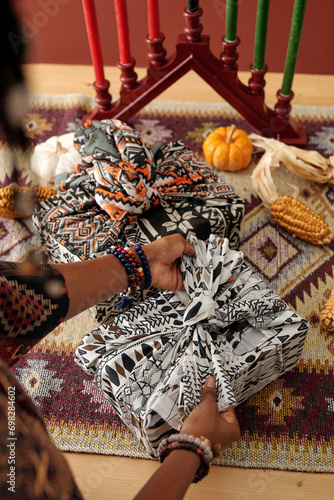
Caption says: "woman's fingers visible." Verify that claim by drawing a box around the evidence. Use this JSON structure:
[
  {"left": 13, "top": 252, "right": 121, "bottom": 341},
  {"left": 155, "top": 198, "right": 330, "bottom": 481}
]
[
  {"left": 218, "top": 407, "right": 241, "bottom": 444},
  {"left": 219, "top": 406, "right": 237, "bottom": 422},
  {"left": 183, "top": 238, "right": 195, "bottom": 257}
]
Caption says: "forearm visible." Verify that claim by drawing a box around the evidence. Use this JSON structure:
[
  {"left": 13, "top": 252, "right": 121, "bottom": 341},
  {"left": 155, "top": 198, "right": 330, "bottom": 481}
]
[
  {"left": 55, "top": 254, "right": 128, "bottom": 320},
  {"left": 56, "top": 234, "right": 195, "bottom": 321},
  {"left": 133, "top": 450, "right": 200, "bottom": 500}
]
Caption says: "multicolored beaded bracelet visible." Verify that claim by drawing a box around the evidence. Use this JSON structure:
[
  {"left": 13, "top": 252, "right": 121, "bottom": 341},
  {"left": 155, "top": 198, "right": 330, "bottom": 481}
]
[
  {"left": 123, "top": 245, "right": 145, "bottom": 289},
  {"left": 107, "top": 245, "right": 138, "bottom": 309},
  {"left": 111, "top": 244, "right": 144, "bottom": 289},
  {"left": 125, "top": 240, "right": 152, "bottom": 290},
  {"left": 107, "top": 241, "right": 152, "bottom": 309},
  {"left": 158, "top": 434, "right": 213, "bottom": 483}
]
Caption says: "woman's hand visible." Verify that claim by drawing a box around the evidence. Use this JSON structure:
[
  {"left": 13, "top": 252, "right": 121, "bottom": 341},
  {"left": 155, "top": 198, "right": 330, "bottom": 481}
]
[
  {"left": 133, "top": 376, "right": 239, "bottom": 500},
  {"left": 180, "top": 376, "right": 240, "bottom": 449},
  {"left": 143, "top": 234, "right": 195, "bottom": 291}
]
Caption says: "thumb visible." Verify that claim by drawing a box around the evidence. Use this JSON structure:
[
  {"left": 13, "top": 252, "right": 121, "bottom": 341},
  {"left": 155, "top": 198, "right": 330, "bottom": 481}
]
[
  {"left": 184, "top": 240, "right": 195, "bottom": 257},
  {"left": 201, "top": 376, "right": 218, "bottom": 403}
]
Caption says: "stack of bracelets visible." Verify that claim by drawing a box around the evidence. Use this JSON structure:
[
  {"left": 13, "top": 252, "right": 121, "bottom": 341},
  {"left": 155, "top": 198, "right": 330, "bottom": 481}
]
[
  {"left": 158, "top": 434, "right": 217, "bottom": 483},
  {"left": 107, "top": 240, "right": 152, "bottom": 309}
]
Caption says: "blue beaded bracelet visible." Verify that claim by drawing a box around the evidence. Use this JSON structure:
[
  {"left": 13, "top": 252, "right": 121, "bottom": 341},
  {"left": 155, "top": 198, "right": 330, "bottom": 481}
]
[
  {"left": 107, "top": 245, "right": 143, "bottom": 290},
  {"left": 107, "top": 245, "right": 138, "bottom": 309},
  {"left": 125, "top": 240, "right": 152, "bottom": 290}
]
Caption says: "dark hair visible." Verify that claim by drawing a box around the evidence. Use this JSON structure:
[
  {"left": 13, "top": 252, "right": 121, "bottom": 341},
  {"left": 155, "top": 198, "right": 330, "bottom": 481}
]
[{"left": 0, "top": 0, "right": 28, "bottom": 146}]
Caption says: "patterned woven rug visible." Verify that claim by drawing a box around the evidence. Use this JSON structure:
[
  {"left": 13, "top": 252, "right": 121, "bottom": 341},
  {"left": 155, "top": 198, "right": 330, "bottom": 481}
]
[{"left": 2, "top": 94, "right": 334, "bottom": 472}]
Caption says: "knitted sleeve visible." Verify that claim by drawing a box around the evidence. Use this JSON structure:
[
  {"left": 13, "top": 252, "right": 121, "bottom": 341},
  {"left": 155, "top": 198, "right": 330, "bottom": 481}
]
[{"left": 0, "top": 261, "right": 69, "bottom": 366}]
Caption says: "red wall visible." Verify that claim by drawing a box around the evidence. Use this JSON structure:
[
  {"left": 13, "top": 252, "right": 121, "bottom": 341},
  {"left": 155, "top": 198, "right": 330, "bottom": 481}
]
[{"left": 15, "top": 0, "right": 334, "bottom": 75}]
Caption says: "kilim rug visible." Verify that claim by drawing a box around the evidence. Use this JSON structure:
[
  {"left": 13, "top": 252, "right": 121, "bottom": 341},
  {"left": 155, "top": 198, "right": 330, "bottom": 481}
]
[{"left": 2, "top": 94, "right": 334, "bottom": 472}]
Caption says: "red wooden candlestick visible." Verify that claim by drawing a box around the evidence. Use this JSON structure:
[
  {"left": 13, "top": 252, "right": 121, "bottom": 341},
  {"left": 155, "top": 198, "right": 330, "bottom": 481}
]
[
  {"left": 148, "top": 0, "right": 160, "bottom": 39},
  {"left": 275, "top": 90, "right": 294, "bottom": 121},
  {"left": 183, "top": 6, "right": 203, "bottom": 42},
  {"left": 249, "top": 64, "right": 267, "bottom": 96},
  {"left": 114, "top": 0, "right": 131, "bottom": 64},
  {"left": 146, "top": 33, "right": 166, "bottom": 68},
  {"left": 85, "top": 3, "right": 306, "bottom": 145},
  {"left": 82, "top": 0, "right": 106, "bottom": 86},
  {"left": 221, "top": 37, "right": 240, "bottom": 71}
]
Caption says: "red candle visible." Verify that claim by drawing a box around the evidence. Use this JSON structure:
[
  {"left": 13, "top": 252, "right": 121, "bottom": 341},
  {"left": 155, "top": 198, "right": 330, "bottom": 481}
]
[
  {"left": 114, "top": 0, "right": 131, "bottom": 65},
  {"left": 148, "top": 0, "right": 160, "bottom": 39},
  {"left": 82, "top": 0, "right": 106, "bottom": 86}
]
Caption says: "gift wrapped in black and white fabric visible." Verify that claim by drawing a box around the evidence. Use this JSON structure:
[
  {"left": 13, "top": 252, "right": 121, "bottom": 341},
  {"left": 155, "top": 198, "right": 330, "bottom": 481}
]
[{"left": 75, "top": 235, "right": 308, "bottom": 456}]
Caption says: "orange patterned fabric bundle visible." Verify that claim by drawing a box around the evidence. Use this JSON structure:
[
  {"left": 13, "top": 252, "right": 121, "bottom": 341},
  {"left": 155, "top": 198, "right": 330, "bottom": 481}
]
[{"left": 60, "top": 119, "right": 240, "bottom": 230}]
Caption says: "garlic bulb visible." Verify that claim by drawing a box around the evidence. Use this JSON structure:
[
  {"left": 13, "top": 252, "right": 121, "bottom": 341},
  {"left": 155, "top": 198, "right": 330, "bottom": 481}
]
[{"left": 30, "top": 132, "right": 82, "bottom": 185}]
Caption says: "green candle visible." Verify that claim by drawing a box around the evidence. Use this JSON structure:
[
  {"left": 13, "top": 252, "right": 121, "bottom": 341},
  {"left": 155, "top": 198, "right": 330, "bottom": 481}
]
[
  {"left": 225, "top": 0, "right": 239, "bottom": 42},
  {"left": 281, "top": 0, "right": 307, "bottom": 96},
  {"left": 253, "top": 0, "right": 271, "bottom": 71}
]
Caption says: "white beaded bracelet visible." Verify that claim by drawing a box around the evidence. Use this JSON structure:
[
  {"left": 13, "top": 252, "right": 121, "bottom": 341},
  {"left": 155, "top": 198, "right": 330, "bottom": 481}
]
[{"left": 158, "top": 434, "right": 213, "bottom": 483}]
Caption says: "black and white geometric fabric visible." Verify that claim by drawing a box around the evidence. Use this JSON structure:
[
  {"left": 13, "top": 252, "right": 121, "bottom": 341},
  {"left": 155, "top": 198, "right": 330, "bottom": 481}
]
[{"left": 75, "top": 235, "right": 308, "bottom": 456}]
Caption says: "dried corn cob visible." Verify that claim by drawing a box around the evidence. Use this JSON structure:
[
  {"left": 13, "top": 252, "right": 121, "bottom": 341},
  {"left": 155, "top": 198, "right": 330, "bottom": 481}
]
[
  {"left": 270, "top": 195, "right": 333, "bottom": 245},
  {"left": 0, "top": 186, "right": 57, "bottom": 219},
  {"left": 320, "top": 290, "right": 334, "bottom": 331}
]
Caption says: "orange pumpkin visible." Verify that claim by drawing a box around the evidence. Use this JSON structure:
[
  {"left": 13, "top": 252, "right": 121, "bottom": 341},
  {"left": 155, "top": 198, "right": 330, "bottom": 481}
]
[{"left": 203, "top": 124, "right": 253, "bottom": 171}]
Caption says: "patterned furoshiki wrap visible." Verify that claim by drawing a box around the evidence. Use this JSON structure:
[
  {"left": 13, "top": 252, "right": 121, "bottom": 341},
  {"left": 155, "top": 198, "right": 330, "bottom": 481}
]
[
  {"left": 75, "top": 235, "right": 309, "bottom": 456},
  {"left": 34, "top": 119, "right": 245, "bottom": 324}
]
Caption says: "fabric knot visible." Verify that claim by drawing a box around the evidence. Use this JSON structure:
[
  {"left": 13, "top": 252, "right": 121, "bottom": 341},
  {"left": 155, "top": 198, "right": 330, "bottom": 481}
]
[
  {"left": 183, "top": 292, "right": 217, "bottom": 326},
  {"left": 60, "top": 122, "right": 233, "bottom": 242}
]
